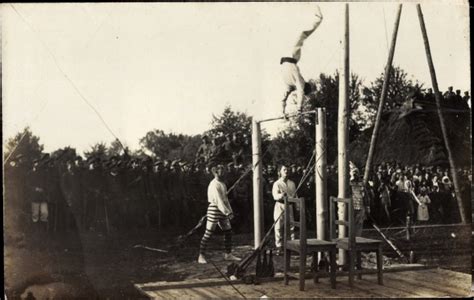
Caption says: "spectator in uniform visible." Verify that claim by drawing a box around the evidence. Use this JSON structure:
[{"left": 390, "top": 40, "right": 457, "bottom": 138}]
[
  {"left": 462, "top": 91, "right": 470, "bottom": 109},
  {"left": 424, "top": 88, "right": 435, "bottom": 102},
  {"left": 30, "top": 157, "right": 49, "bottom": 233},
  {"left": 195, "top": 135, "right": 211, "bottom": 165}
]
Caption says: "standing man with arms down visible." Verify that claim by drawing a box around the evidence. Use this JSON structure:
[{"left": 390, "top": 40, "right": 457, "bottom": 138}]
[
  {"left": 273, "top": 164, "right": 297, "bottom": 256},
  {"left": 198, "top": 164, "right": 241, "bottom": 264},
  {"left": 280, "top": 5, "right": 323, "bottom": 117},
  {"left": 349, "top": 166, "right": 370, "bottom": 237}
]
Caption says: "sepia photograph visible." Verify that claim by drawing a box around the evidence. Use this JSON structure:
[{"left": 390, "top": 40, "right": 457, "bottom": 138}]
[{"left": 2, "top": 1, "right": 472, "bottom": 299}]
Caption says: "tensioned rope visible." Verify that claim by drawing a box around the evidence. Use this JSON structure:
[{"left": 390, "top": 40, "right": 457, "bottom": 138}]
[
  {"left": 10, "top": 5, "right": 127, "bottom": 153},
  {"left": 382, "top": 6, "right": 390, "bottom": 53}
]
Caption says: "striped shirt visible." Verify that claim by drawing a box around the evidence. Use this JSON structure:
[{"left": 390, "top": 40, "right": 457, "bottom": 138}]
[
  {"left": 350, "top": 180, "right": 366, "bottom": 211},
  {"left": 207, "top": 178, "right": 232, "bottom": 216}
]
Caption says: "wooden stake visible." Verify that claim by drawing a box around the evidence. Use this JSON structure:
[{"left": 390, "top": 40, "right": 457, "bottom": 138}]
[
  {"left": 252, "top": 118, "right": 264, "bottom": 248},
  {"left": 315, "top": 107, "right": 327, "bottom": 241},
  {"left": 363, "top": 4, "right": 403, "bottom": 184},
  {"left": 337, "top": 3, "right": 350, "bottom": 266},
  {"left": 416, "top": 4, "right": 466, "bottom": 224}
]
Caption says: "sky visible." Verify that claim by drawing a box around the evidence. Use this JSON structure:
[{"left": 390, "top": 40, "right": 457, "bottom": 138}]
[{"left": 2, "top": 1, "right": 470, "bottom": 154}]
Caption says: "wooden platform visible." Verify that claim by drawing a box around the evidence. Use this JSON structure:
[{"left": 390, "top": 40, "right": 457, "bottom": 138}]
[{"left": 135, "top": 267, "right": 472, "bottom": 299}]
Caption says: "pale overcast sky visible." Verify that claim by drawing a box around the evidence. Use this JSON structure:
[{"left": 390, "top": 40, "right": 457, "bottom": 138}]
[{"left": 2, "top": 1, "right": 470, "bottom": 154}]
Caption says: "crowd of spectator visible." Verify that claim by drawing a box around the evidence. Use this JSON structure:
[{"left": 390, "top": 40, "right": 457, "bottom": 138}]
[
  {"left": 5, "top": 149, "right": 471, "bottom": 238},
  {"left": 5, "top": 152, "right": 254, "bottom": 234},
  {"left": 368, "top": 161, "right": 471, "bottom": 225},
  {"left": 384, "top": 87, "right": 471, "bottom": 111}
]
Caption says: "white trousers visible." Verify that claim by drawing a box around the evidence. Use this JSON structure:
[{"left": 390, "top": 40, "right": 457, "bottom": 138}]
[
  {"left": 290, "top": 13, "right": 323, "bottom": 61},
  {"left": 274, "top": 202, "right": 295, "bottom": 248},
  {"left": 32, "top": 202, "right": 49, "bottom": 223}
]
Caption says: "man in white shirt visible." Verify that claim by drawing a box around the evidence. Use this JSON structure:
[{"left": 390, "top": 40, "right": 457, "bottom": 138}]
[
  {"left": 198, "top": 164, "right": 241, "bottom": 264},
  {"left": 280, "top": 6, "right": 323, "bottom": 117},
  {"left": 273, "top": 164, "right": 297, "bottom": 255}
]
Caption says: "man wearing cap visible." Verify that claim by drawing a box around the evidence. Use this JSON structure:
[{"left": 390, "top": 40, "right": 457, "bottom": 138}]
[
  {"left": 29, "top": 158, "right": 49, "bottom": 232},
  {"left": 280, "top": 6, "right": 323, "bottom": 117},
  {"left": 443, "top": 86, "right": 455, "bottom": 100},
  {"left": 462, "top": 91, "right": 470, "bottom": 109},
  {"left": 198, "top": 164, "right": 241, "bottom": 264},
  {"left": 196, "top": 135, "right": 211, "bottom": 165},
  {"left": 424, "top": 88, "right": 435, "bottom": 103},
  {"left": 349, "top": 165, "right": 370, "bottom": 237}
]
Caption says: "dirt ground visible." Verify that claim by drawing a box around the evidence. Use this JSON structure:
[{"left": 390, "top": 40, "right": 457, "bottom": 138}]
[{"left": 4, "top": 222, "right": 471, "bottom": 299}]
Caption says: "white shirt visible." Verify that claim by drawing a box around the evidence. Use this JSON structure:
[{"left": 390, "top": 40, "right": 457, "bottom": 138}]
[
  {"left": 281, "top": 10, "right": 323, "bottom": 109},
  {"left": 272, "top": 178, "right": 297, "bottom": 201},
  {"left": 208, "top": 178, "right": 232, "bottom": 216}
]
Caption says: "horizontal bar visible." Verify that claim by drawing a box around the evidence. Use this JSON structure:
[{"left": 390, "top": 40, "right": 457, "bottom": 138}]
[
  {"left": 335, "top": 220, "right": 349, "bottom": 226},
  {"left": 290, "top": 221, "right": 301, "bottom": 227},
  {"left": 331, "top": 197, "right": 350, "bottom": 204},
  {"left": 258, "top": 110, "right": 317, "bottom": 124}
]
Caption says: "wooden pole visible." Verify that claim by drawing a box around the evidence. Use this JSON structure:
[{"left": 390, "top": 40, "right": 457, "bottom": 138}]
[
  {"left": 315, "top": 108, "right": 327, "bottom": 241},
  {"left": 252, "top": 118, "right": 264, "bottom": 248},
  {"left": 363, "top": 4, "right": 403, "bottom": 184},
  {"left": 416, "top": 4, "right": 467, "bottom": 224},
  {"left": 337, "top": 3, "right": 350, "bottom": 265}
]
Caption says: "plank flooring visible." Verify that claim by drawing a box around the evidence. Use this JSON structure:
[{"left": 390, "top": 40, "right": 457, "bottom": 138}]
[{"left": 135, "top": 267, "right": 471, "bottom": 299}]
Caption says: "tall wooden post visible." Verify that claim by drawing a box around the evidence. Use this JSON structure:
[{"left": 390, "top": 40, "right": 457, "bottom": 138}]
[
  {"left": 315, "top": 108, "right": 327, "bottom": 241},
  {"left": 363, "top": 4, "right": 403, "bottom": 184},
  {"left": 252, "top": 119, "right": 264, "bottom": 248},
  {"left": 337, "top": 3, "right": 350, "bottom": 265},
  {"left": 416, "top": 4, "right": 466, "bottom": 224}
]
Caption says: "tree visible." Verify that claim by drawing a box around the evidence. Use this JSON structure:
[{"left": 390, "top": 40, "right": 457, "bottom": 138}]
[
  {"left": 206, "top": 106, "right": 252, "bottom": 139},
  {"left": 4, "top": 127, "right": 44, "bottom": 167},
  {"left": 363, "top": 66, "right": 424, "bottom": 125},
  {"left": 272, "top": 72, "right": 364, "bottom": 165},
  {"left": 139, "top": 130, "right": 201, "bottom": 162},
  {"left": 108, "top": 139, "right": 130, "bottom": 157},
  {"left": 206, "top": 106, "right": 272, "bottom": 165},
  {"left": 51, "top": 146, "right": 78, "bottom": 162},
  {"left": 83, "top": 142, "right": 108, "bottom": 161}
]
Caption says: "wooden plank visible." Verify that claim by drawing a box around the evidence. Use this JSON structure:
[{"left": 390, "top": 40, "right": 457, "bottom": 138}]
[
  {"left": 167, "top": 287, "right": 201, "bottom": 299},
  {"left": 380, "top": 273, "right": 454, "bottom": 297},
  {"left": 337, "top": 280, "right": 388, "bottom": 298},
  {"left": 212, "top": 285, "right": 245, "bottom": 298},
  {"left": 433, "top": 268, "right": 471, "bottom": 281},
  {"left": 191, "top": 287, "right": 223, "bottom": 298},
  {"left": 388, "top": 270, "right": 469, "bottom": 296},
  {"left": 135, "top": 268, "right": 469, "bottom": 299},
  {"left": 414, "top": 269, "right": 471, "bottom": 292},
  {"left": 146, "top": 289, "right": 182, "bottom": 299},
  {"left": 281, "top": 278, "right": 377, "bottom": 298}
]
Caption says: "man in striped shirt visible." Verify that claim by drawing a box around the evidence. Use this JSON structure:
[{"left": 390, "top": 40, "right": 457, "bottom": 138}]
[
  {"left": 350, "top": 167, "right": 369, "bottom": 237},
  {"left": 198, "top": 164, "right": 241, "bottom": 264}
]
